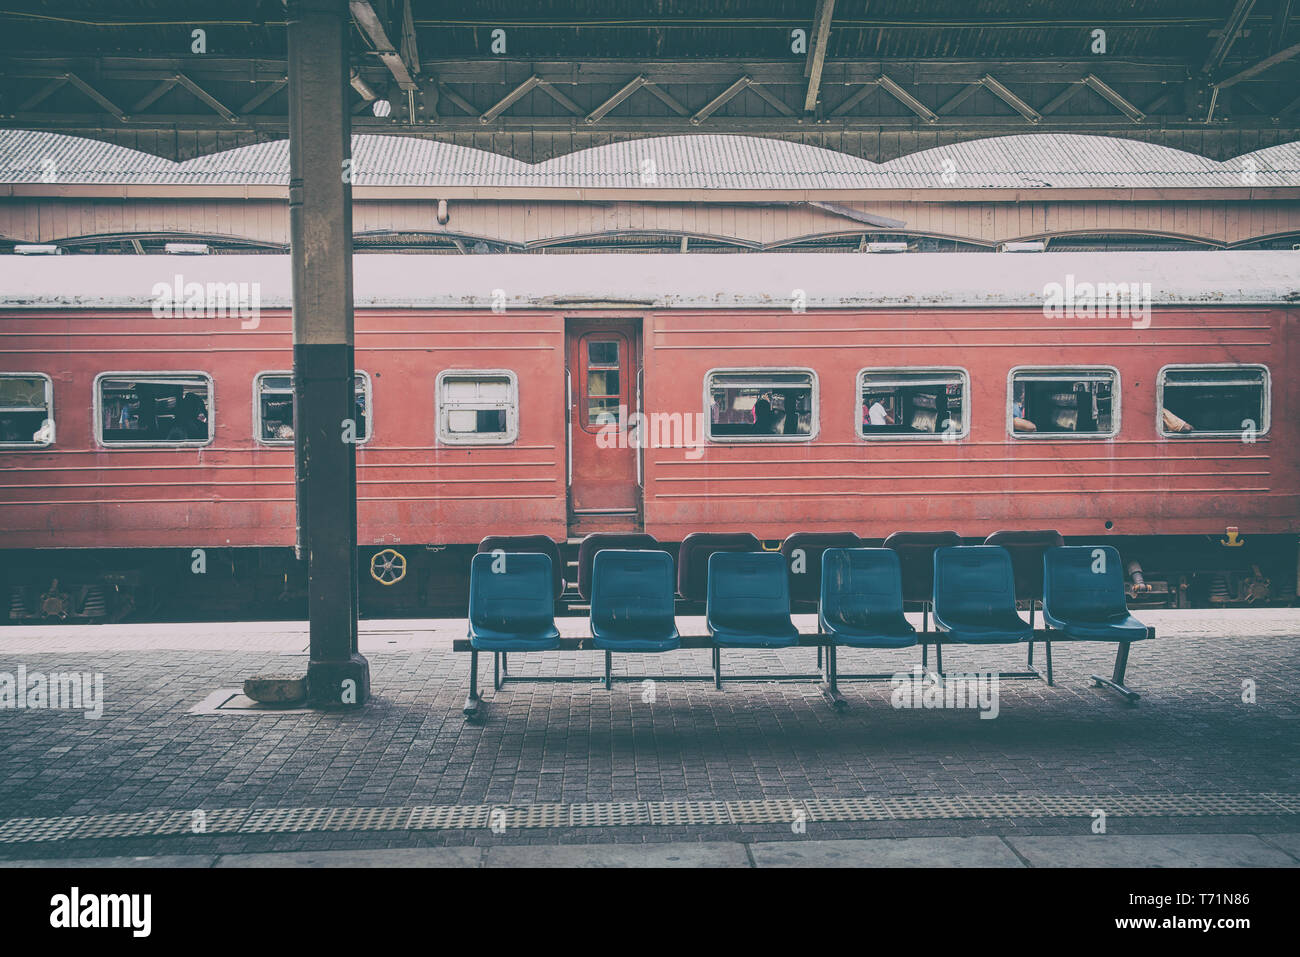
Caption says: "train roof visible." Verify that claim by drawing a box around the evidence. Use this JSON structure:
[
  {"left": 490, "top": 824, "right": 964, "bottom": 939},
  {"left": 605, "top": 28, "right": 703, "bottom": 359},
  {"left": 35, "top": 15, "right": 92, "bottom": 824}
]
[{"left": 1, "top": 251, "right": 1297, "bottom": 311}]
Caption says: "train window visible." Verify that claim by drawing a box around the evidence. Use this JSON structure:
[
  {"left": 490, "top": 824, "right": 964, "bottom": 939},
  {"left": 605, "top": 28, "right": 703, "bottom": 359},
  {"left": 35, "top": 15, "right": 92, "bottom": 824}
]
[
  {"left": 437, "top": 370, "right": 518, "bottom": 445},
  {"left": 1158, "top": 364, "right": 1270, "bottom": 438},
  {"left": 1008, "top": 367, "right": 1119, "bottom": 438},
  {"left": 95, "top": 373, "right": 213, "bottom": 447},
  {"left": 585, "top": 337, "right": 622, "bottom": 427},
  {"left": 706, "top": 369, "right": 817, "bottom": 441},
  {"left": 254, "top": 371, "right": 372, "bottom": 446},
  {"left": 859, "top": 368, "right": 968, "bottom": 440},
  {"left": 0, "top": 374, "right": 54, "bottom": 448}
]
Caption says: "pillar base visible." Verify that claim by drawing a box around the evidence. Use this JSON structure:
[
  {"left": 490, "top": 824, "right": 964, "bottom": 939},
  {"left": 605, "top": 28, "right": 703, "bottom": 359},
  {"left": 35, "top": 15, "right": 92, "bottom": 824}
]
[{"left": 306, "top": 654, "right": 371, "bottom": 707}]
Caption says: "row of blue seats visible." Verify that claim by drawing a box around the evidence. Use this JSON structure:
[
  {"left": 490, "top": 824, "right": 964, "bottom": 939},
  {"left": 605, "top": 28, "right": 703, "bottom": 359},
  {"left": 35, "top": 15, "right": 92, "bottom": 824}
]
[{"left": 468, "top": 543, "right": 1149, "bottom": 658}]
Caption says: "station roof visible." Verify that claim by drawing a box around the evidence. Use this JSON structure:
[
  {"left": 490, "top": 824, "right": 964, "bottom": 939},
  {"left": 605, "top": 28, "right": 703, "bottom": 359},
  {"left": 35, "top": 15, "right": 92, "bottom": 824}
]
[
  {"left": 3, "top": 250, "right": 1297, "bottom": 309},
  {"left": 4, "top": 130, "right": 1300, "bottom": 191},
  {"left": 2, "top": 2, "right": 1298, "bottom": 162}
]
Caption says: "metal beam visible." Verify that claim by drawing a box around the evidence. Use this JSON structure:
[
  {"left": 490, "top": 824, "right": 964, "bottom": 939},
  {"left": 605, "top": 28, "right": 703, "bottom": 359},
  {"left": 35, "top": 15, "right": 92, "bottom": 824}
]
[
  {"left": 691, "top": 74, "right": 751, "bottom": 125},
  {"left": 878, "top": 73, "right": 937, "bottom": 123},
  {"left": 479, "top": 74, "right": 541, "bottom": 123},
  {"left": 641, "top": 80, "right": 691, "bottom": 116},
  {"left": 585, "top": 74, "right": 646, "bottom": 124},
  {"left": 1081, "top": 73, "right": 1146, "bottom": 122},
  {"left": 174, "top": 72, "right": 237, "bottom": 122},
  {"left": 286, "top": 0, "right": 368, "bottom": 707},
  {"left": 238, "top": 77, "right": 287, "bottom": 114},
  {"left": 535, "top": 79, "right": 584, "bottom": 116},
  {"left": 748, "top": 80, "right": 797, "bottom": 117},
  {"left": 130, "top": 78, "right": 178, "bottom": 113},
  {"left": 399, "top": 0, "right": 420, "bottom": 74},
  {"left": 1215, "top": 39, "right": 1300, "bottom": 87},
  {"left": 349, "top": 0, "right": 417, "bottom": 90},
  {"left": 936, "top": 82, "right": 981, "bottom": 115},
  {"left": 434, "top": 81, "right": 478, "bottom": 116},
  {"left": 1039, "top": 83, "right": 1082, "bottom": 115},
  {"left": 980, "top": 74, "right": 1041, "bottom": 123},
  {"left": 1202, "top": 0, "right": 1256, "bottom": 75},
  {"left": 829, "top": 79, "right": 879, "bottom": 117},
  {"left": 804, "top": 0, "right": 836, "bottom": 113},
  {"left": 63, "top": 73, "right": 125, "bottom": 120},
  {"left": 16, "top": 76, "right": 67, "bottom": 111}
]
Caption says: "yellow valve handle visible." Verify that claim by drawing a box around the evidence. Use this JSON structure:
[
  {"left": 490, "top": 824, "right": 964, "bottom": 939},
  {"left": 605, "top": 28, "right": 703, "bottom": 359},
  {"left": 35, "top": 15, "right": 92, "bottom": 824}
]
[{"left": 370, "top": 548, "right": 407, "bottom": 585}]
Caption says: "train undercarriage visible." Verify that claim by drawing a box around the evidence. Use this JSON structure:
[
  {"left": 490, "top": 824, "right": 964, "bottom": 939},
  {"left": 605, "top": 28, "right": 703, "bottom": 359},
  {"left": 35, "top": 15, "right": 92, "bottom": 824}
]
[{"left": 3, "top": 533, "right": 1297, "bottom": 624}]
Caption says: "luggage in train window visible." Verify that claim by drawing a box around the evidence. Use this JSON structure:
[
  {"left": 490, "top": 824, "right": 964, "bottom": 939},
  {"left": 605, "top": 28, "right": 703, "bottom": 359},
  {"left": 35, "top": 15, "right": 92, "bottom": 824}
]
[{"left": 1010, "top": 368, "right": 1116, "bottom": 436}]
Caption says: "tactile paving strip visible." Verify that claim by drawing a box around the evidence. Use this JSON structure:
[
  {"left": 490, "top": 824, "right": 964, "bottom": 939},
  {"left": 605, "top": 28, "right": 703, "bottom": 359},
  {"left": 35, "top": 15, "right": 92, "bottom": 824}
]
[{"left": 0, "top": 793, "right": 1293, "bottom": 845}]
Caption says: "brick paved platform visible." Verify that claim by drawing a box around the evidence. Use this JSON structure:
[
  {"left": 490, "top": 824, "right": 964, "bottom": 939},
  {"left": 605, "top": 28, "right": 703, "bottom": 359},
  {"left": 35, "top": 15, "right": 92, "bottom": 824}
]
[{"left": 0, "top": 609, "right": 1296, "bottom": 862}]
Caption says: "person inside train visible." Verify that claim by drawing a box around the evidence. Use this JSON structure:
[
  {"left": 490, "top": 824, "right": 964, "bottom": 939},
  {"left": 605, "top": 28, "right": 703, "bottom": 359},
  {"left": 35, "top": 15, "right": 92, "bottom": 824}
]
[
  {"left": 1162, "top": 407, "right": 1194, "bottom": 433},
  {"left": 1012, "top": 396, "right": 1037, "bottom": 432},
  {"left": 865, "top": 397, "right": 894, "bottom": 427},
  {"left": 752, "top": 397, "right": 776, "bottom": 433},
  {"left": 165, "top": 392, "right": 209, "bottom": 441}
]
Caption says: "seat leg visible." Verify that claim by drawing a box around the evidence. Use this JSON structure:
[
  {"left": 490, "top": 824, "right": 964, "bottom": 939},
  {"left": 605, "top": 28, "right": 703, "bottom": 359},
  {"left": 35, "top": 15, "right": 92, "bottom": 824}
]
[
  {"left": 1027, "top": 639, "right": 1034, "bottom": 668},
  {"left": 463, "top": 649, "right": 483, "bottom": 720},
  {"left": 921, "top": 604, "right": 930, "bottom": 667},
  {"left": 934, "top": 638, "right": 943, "bottom": 676},
  {"left": 501, "top": 652, "right": 508, "bottom": 675},
  {"left": 604, "top": 650, "right": 612, "bottom": 691},
  {"left": 713, "top": 646, "right": 722, "bottom": 690},
  {"left": 819, "top": 644, "right": 847, "bottom": 710},
  {"left": 493, "top": 651, "right": 502, "bottom": 691},
  {"left": 1044, "top": 640, "right": 1053, "bottom": 686},
  {"left": 1091, "top": 641, "right": 1140, "bottom": 703},
  {"left": 817, "top": 645, "right": 823, "bottom": 669}
]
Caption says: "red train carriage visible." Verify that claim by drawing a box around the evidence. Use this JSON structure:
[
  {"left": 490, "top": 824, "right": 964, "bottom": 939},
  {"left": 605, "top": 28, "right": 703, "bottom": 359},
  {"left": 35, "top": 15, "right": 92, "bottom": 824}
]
[{"left": 1, "top": 251, "right": 1296, "bottom": 620}]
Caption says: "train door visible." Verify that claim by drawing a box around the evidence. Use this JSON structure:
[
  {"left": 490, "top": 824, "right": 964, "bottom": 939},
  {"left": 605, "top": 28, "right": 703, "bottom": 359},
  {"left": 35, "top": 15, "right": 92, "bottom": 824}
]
[{"left": 566, "top": 320, "right": 642, "bottom": 534}]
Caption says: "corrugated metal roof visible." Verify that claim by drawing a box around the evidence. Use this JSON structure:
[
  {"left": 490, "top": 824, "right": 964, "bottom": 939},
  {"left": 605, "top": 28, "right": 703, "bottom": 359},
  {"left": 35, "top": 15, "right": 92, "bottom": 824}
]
[
  {"left": 2, "top": 130, "right": 1298, "bottom": 189},
  {"left": 2, "top": 250, "right": 1296, "bottom": 309}
]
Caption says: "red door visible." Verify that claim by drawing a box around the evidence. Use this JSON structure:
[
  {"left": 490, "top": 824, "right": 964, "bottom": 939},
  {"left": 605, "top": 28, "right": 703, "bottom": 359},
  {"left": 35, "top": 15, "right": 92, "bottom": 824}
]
[{"left": 568, "top": 322, "right": 641, "bottom": 530}]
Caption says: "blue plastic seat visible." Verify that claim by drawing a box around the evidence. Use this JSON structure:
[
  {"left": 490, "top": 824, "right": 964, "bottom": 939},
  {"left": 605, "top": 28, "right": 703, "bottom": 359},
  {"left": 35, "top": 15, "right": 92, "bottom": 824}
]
[
  {"left": 706, "top": 551, "right": 799, "bottom": 647},
  {"left": 467, "top": 551, "right": 561, "bottom": 651},
  {"left": 1043, "top": 546, "right": 1149, "bottom": 641},
  {"left": 590, "top": 550, "right": 680, "bottom": 652},
  {"left": 932, "top": 545, "right": 1033, "bottom": 643},
  {"left": 819, "top": 548, "right": 917, "bottom": 648}
]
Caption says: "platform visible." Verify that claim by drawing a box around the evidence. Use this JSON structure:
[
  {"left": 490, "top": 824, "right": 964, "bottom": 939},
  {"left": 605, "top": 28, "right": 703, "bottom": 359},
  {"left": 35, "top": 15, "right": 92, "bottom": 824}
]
[{"left": 0, "top": 609, "right": 1297, "bottom": 864}]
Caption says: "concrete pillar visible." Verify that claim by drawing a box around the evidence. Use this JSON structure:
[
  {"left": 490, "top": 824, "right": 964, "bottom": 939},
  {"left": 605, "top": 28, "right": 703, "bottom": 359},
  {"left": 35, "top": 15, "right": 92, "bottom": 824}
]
[{"left": 287, "top": 0, "right": 369, "bottom": 706}]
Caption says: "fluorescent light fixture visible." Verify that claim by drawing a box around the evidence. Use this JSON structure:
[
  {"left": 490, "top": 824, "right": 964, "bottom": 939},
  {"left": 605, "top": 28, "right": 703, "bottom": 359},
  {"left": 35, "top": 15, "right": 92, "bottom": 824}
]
[
  {"left": 1000, "top": 241, "right": 1046, "bottom": 253},
  {"left": 165, "top": 243, "right": 210, "bottom": 255},
  {"left": 866, "top": 242, "right": 909, "bottom": 253},
  {"left": 13, "top": 244, "right": 62, "bottom": 255}
]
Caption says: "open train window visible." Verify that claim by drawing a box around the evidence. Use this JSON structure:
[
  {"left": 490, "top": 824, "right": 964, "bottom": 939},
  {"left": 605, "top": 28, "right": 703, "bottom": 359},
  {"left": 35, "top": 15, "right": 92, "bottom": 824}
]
[
  {"left": 1158, "top": 364, "right": 1270, "bottom": 438},
  {"left": 1008, "top": 367, "right": 1118, "bottom": 438},
  {"left": 706, "top": 369, "right": 817, "bottom": 442},
  {"left": 437, "top": 370, "right": 518, "bottom": 445},
  {"left": 95, "top": 373, "right": 213, "bottom": 448},
  {"left": 0, "top": 373, "right": 54, "bottom": 448},
  {"left": 859, "top": 368, "right": 968, "bottom": 440},
  {"left": 254, "top": 371, "right": 372, "bottom": 446}
]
